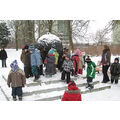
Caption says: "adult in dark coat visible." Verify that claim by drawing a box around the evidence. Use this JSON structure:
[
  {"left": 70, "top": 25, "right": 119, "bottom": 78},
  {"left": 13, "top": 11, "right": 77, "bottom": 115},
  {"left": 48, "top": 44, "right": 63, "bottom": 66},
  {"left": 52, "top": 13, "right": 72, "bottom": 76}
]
[
  {"left": 0, "top": 48, "right": 7, "bottom": 67},
  {"left": 61, "top": 81, "right": 82, "bottom": 101},
  {"left": 101, "top": 45, "right": 111, "bottom": 83},
  {"left": 24, "top": 45, "right": 33, "bottom": 78}
]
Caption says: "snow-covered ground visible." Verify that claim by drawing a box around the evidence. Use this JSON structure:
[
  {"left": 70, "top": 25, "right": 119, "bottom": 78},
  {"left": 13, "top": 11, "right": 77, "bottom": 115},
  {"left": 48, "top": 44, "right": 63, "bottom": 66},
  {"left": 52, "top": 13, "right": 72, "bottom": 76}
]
[{"left": 0, "top": 49, "right": 120, "bottom": 101}]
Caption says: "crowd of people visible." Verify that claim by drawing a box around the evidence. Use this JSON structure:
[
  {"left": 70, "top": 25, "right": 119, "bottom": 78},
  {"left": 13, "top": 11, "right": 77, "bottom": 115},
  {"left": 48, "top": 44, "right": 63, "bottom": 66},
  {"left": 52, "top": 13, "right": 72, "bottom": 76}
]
[{"left": 0, "top": 44, "right": 120, "bottom": 101}]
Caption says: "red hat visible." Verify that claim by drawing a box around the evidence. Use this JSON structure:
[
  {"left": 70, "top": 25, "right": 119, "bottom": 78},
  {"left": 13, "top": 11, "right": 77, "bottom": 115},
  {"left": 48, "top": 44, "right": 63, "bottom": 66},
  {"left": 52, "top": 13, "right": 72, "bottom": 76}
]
[
  {"left": 68, "top": 81, "right": 78, "bottom": 90},
  {"left": 22, "top": 46, "right": 24, "bottom": 50}
]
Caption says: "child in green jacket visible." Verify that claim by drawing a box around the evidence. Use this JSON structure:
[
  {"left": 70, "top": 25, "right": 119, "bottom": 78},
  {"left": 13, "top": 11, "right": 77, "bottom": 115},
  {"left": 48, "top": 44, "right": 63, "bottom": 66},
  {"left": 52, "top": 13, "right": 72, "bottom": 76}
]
[{"left": 86, "top": 56, "right": 96, "bottom": 90}]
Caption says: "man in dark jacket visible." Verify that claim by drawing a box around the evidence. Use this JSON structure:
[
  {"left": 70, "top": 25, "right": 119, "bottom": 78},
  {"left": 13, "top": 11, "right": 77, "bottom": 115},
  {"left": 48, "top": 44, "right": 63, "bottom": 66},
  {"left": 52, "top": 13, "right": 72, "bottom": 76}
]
[
  {"left": 110, "top": 58, "right": 120, "bottom": 84},
  {"left": 61, "top": 81, "right": 82, "bottom": 101},
  {"left": 0, "top": 48, "right": 7, "bottom": 67}
]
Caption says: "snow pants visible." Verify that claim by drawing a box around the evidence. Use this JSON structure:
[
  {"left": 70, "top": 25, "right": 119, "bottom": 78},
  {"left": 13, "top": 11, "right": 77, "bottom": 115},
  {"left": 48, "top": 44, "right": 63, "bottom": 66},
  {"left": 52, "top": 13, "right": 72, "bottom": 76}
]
[
  {"left": 45, "top": 63, "right": 55, "bottom": 75},
  {"left": 2, "top": 59, "right": 7, "bottom": 67},
  {"left": 61, "top": 70, "right": 71, "bottom": 83},
  {"left": 31, "top": 66, "right": 39, "bottom": 76},
  {"left": 111, "top": 75, "right": 119, "bottom": 84},
  {"left": 12, "top": 87, "right": 23, "bottom": 97},
  {"left": 87, "top": 77, "right": 94, "bottom": 88},
  {"left": 102, "top": 65, "right": 110, "bottom": 83},
  {"left": 38, "top": 64, "right": 44, "bottom": 75}
]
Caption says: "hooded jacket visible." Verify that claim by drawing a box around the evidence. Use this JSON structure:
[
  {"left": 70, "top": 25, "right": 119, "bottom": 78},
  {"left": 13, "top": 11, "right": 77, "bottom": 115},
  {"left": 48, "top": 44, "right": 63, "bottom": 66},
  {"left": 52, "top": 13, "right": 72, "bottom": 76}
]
[
  {"left": 61, "top": 82, "right": 82, "bottom": 101},
  {"left": 110, "top": 62, "right": 120, "bottom": 76},
  {"left": 30, "top": 49, "right": 42, "bottom": 66},
  {"left": 87, "top": 61, "right": 96, "bottom": 78},
  {"left": 7, "top": 68, "right": 26, "bottom": 87}
]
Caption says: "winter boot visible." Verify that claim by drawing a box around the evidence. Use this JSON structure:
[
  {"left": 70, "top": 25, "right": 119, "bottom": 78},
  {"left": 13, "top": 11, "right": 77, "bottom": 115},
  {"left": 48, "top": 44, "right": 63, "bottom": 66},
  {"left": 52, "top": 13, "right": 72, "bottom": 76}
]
[
  {"left": 86, "top": 84, "right": 90, "bottom": 88},
  {"left": 88, "top": 84, "right": 94, "bottom": 90},
  {"left": 34, "top": 75, "right": 40, "bottom": 81},
  {"left": 13, "top": 96, "right": 17, "bottom": 101},
  {"left": 18, "top": 96, "right": 22, "bottom": 101}
]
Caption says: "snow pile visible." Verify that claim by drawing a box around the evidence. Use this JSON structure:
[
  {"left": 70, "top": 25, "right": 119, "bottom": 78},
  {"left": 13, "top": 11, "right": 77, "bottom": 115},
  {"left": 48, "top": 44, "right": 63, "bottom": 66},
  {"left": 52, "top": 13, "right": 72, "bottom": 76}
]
[{"left": 37, "top": 32, "right": 61, "bottom": 44}]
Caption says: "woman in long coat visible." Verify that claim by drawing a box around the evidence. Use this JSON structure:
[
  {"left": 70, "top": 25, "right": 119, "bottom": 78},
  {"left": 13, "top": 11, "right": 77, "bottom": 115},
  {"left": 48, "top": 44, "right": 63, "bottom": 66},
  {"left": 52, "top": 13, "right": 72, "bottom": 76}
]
[{"left": 101, "top": 45, "right": 111, "bottom": 83}]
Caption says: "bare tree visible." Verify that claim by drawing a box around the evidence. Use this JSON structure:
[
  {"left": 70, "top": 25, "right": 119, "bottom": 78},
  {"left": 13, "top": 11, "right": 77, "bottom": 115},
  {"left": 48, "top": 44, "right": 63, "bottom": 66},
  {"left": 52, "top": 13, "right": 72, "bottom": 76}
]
[
  {"left": 72, "top": 20, "right": 90, "bottom": 43},
  {"left": 86, "top": 21, "right": 113, "bottom": 45}
]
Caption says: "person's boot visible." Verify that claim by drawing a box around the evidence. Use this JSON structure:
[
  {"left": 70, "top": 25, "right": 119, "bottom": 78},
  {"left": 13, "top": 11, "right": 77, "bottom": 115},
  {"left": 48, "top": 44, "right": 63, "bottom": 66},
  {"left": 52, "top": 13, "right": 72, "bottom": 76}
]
[
  {"left": 18, "top": 96, "right": 22, "bottom": 101},
  {"left": 13, "top": 96, "right": 17, "bottom": 101},
  {"left": 34, "top": 75, "right": 40, "bottom": 81}
]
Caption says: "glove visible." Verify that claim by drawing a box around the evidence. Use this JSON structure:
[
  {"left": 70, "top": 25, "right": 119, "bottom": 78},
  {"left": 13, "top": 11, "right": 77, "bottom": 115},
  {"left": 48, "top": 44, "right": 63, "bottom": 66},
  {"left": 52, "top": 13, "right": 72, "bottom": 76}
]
[{"left": 8, "top": 84, "right": 10, "bottom": 88}]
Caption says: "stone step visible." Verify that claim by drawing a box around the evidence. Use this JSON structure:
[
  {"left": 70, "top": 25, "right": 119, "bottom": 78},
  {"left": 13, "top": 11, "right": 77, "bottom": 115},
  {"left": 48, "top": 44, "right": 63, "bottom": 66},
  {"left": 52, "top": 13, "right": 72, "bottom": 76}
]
[
  {"left": 23, "top": 81, "right": 99, "bottom": 97},
  {"left": 35, "top": 85, "right": 111, "bottom": 101},
  {"left": 0, "top": 86, "right": 10, "bottom": 101},
  {"left": 26, "top": 76, "right": 87, "bottom": 87},
  {"left": 26, "top": 77, "right": 81, "bottom": 87}
]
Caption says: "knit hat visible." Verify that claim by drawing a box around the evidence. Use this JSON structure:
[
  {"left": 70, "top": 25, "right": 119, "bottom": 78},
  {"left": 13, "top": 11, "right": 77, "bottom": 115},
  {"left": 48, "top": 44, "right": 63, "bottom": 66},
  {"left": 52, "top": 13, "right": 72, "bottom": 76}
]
[
  {"left": 24, "top": 45, "right": 29, "bottom": 50},
  {"left": 75, "top": 49, "right": 80, "bottom": 55},
  {"left": 28, "top": 45, "right": 35, "bottom": 52},
  {"left": 115, "top": 58, "right": 119, "bottom": 62},
  {"left": 66, "top": 53, "right": 71, "bottom": 59},
  {"left": 68, "top": 81, "right": 78, "bottom": 90},
  {"left": 10, "top": 60, "right": 18, "bottom": 72},
  {"left": 22, "top": 46, "right": 24, "bottom": 50},
  {"left": 68, "top": 81, "right": 76, "bottom": 87},
  {"left": 85, "top": 56, "right": 91, "bottom": 63},
  {"left": 51, "top": 44, "right": 56, "bottom": 49}
]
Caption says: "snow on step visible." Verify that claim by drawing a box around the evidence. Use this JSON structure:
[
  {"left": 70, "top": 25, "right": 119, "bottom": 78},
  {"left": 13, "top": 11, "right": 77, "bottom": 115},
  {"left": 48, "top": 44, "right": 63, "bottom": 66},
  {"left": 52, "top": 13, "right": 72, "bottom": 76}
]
[
  {"left": 23, "top": 81, "right": 100, "bottom": 97},
  {"left": 22, "top": 83, "right": 110, "bottom": 101},
  {"left": 35, "top": 84, "right": 111, "bottom": 101}
]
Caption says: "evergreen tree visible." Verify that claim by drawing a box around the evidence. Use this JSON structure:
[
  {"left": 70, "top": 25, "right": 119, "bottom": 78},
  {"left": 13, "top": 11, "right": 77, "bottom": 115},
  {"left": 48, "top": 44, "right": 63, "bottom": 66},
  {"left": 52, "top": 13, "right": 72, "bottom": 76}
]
[{"left": 0, "top": 22, "right": 10, "bottom": 47}]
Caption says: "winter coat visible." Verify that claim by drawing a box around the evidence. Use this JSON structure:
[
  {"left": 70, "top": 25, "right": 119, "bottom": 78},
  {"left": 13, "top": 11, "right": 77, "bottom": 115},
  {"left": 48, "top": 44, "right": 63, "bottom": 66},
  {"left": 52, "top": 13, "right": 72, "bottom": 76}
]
[
  {"left": 62, "top": 60, "right": 74, "bottom": 72},
  {"left": 101, "top": 48, "right": 111, "bottom": 65},
  {"left": 20, "top": 50, "right": 25, "bottom": 64},
  {"left": 61, "top": 84, "right": 82, "bottom": 101},
  {"left": 0, "top": 49, "right": 7, "bottom": 60},
  {"left": 79, "top": 55, "right": 85, "bottom": 69},
  {"left": 110, "top": 62, "right": 120, "bottom": 76},
  {"left": 24, "top": 51, "right": 31, "bottom": 67},
  {"left": 48, "top": 48, "right": 56, "bottom": 55},
  {"left": 30, "top": 49, "right": 42, "bottom": 66},
  {"left": 45, "top": 54, "right": 55, "bottom": 64},
  {"left": 87, "top": 62, "right": 96, "bottom": 79},
  {"left": 72, "top": 54, "right": 79, "bottom": 73},
  {"left": 7, "top": 68, "right": 26, "bottom": 88},
  {"left": 45, "top": 54, "right": 55, "bottom": 75}
]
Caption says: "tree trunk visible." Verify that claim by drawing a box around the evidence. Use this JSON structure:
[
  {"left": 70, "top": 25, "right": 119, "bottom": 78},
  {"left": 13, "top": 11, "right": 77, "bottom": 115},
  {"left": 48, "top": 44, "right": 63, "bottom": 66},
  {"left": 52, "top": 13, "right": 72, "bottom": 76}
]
[
  {"left": 15, "top": 25, "right": 18, "bottom": 51},
  {"left": 67, "top": 20, "right": 74, "bottom": 52},
  {"left": 48, "top": 20, "right": 53, "bottom": 33}
]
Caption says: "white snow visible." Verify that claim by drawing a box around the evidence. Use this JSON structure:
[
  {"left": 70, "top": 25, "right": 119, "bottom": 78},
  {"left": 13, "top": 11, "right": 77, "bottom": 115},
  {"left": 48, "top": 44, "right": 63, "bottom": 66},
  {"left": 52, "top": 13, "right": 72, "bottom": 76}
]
[
  {"left": 0, "top": 49, "right": 120, "bottom": 101},
  {"left": 37, "top": 32, "right": 61, "bottom": 43}
]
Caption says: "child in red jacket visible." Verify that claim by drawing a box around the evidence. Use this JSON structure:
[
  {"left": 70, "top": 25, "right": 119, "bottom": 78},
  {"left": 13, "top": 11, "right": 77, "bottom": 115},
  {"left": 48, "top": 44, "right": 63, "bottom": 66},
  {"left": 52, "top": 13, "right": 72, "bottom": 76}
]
[{"left": 61, "top": 81, "right": 82, "bottom": 101}]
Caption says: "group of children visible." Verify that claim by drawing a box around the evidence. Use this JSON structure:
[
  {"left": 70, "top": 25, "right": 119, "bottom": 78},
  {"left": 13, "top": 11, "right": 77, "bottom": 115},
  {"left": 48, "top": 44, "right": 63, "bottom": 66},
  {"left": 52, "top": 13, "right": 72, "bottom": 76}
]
[{"left": 6, "top": 44, "right": 120, "bottom": 101}]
